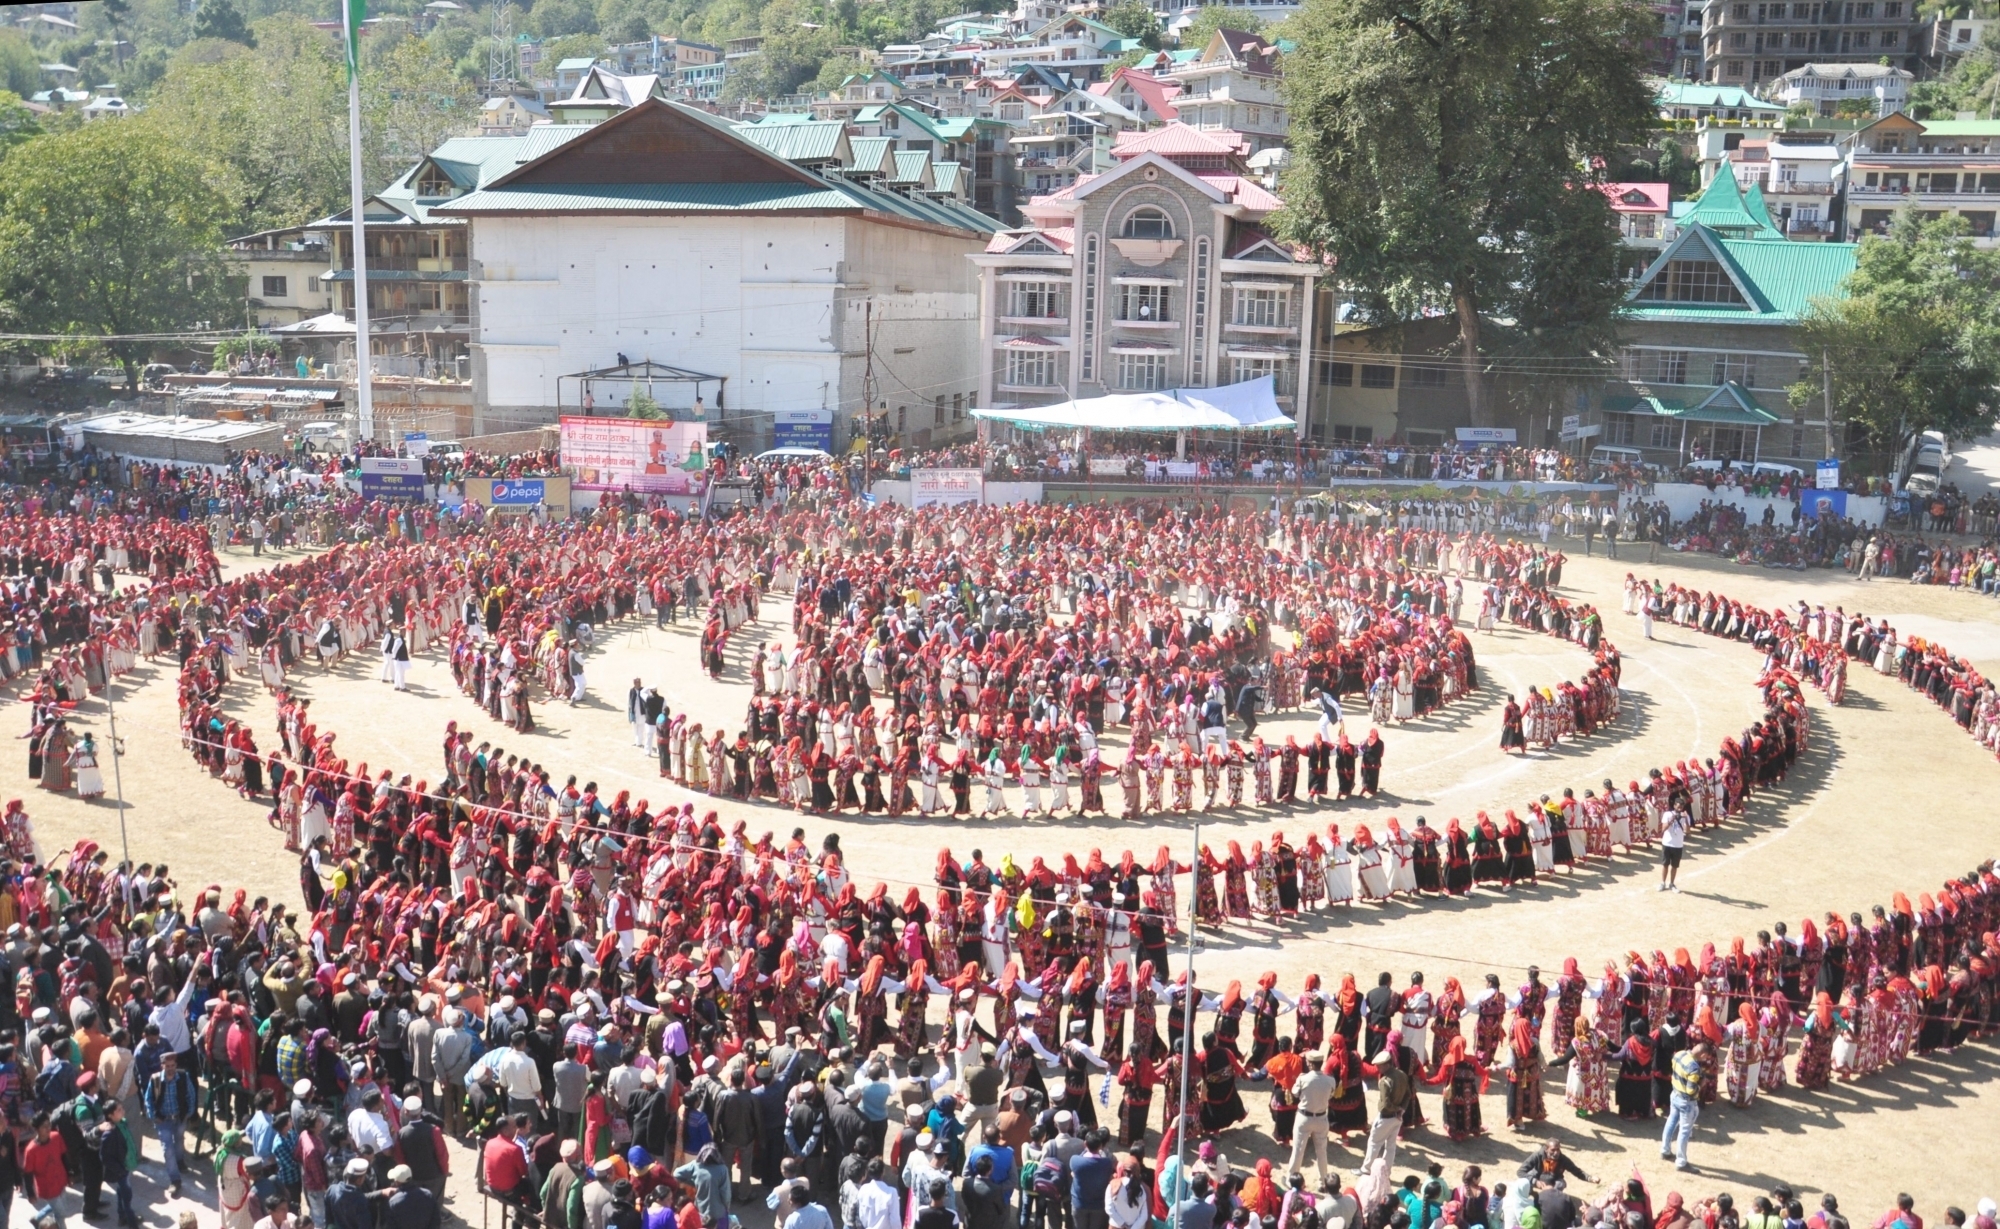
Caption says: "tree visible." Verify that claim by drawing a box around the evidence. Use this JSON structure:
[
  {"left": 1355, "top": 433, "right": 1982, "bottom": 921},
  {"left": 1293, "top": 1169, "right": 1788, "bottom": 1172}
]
[
  {"left": 193, "top": 0, "right": 256, "bottom": 47},
  {"left": 1103, "top": 0, "right": 1162, "bottom": 50},
  {"left": 1179, "top": 4, "right": 1259, "bottom": 50},
  {"left": 1790, "top": 211, "right": 2000, "bottom": 458},
  {"left": 1278, "top": 0, "right": 1656, "bottom": 426},
  {"left": 0, "top": 119, "right": 238, "bottom": 390},
  {"left": 0, "top": 30, "right": 42, "bottom": 96},
  {"left": 626, "top": 388, "right": 665, "bottom": 418}
]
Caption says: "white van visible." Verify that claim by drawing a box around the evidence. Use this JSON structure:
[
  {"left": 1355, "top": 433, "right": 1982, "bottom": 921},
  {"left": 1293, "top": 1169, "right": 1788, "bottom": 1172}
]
[{"left": 1589, "top": 444, "right": 1646, "bottom": 467}]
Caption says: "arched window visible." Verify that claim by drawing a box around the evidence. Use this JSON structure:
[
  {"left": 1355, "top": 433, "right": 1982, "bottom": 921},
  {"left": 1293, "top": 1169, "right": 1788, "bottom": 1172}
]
[{"left": 1121, "top": 207, "right": 1174, "bottom": 239}]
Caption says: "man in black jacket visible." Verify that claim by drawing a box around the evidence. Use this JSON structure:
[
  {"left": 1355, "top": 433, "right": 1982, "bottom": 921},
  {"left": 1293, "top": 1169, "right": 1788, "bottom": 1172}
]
[
  {"left": 396, "top": 1095, "right": 450, "bottom": 1204},
  {"left": 962, "top": 1154, "right": 1011, "bottom": 1229},
  {"left": 713, "top": 1068, "right": 763, "bottom": 1201}
]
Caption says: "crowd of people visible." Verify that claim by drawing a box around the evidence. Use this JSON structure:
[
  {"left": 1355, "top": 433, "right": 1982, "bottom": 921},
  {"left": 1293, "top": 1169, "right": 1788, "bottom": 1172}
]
[{"left": 0, "top": 468, "right": 1994, "bottom": 1229}]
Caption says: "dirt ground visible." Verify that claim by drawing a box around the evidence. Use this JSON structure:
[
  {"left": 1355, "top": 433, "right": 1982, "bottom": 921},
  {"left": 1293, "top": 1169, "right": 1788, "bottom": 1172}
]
[{"left": 18, "top": 445, "right": 2000, "bottom": 1226}]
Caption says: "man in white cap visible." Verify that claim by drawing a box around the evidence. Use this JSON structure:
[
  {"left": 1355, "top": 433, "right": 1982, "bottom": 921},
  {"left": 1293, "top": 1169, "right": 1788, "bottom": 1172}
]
[
  {"left": 326, "top": 1157, "right": 375, "bottom": 1229},
  {"left": 395, "top": 1093, "right": 450, "bottom": 1203},
  {"left": 542, "top": 1138, "right": 586, "bottom": 1228},
  {"left": 383, "top": 1163, "right": 441, "bottom": 1229}
]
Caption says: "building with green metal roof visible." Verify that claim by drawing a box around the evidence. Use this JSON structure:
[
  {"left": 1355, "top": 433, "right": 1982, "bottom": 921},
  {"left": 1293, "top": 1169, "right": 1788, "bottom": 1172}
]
[{"left": 1594, "top": 221, "right": 1857, "bottom": 466}]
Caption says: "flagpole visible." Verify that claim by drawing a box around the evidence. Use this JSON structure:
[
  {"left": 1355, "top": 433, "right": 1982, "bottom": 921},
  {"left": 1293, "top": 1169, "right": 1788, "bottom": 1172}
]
[{"left": 343, "top": 0, "right": 376, "bottom": 444}]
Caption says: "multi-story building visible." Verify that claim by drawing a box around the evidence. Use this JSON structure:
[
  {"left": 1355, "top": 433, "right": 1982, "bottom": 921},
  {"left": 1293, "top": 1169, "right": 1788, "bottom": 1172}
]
[
  {"left": 227, "top": 227, "right": 335, "bottom": 328},
  {"left": 1927, "top": 9, "right": 1996, "bottom": 68},
  {"left": 1765, "top": 61, "right": 1912, "bottom": 114},
  {"left": 970, "top": 122, "right": 1326, "bottom": 427},
  {"left": 1844, "top": 112, "right": 2000, "bottom": 243},
  {"left": 1698, "top": 129, "right": 1844, "bottom": 237},
  {"left": 1603, "top": 182, "right": 1673, "bottom": 279},
  {"left": 975, "top": 14, "right": 1142, "bottom": 81},
  {"left": 1161, "top": 28, "right": 1287, "bottom": 152},
  {"left": 430, "top": 98, "right": 996, "bottom": 442},
  {"left": 1593, "top": 217, "right": 1856, "bottom": 465},
  {"left": 1700, "top": 3, "right": 1921, "bottom": 90}
]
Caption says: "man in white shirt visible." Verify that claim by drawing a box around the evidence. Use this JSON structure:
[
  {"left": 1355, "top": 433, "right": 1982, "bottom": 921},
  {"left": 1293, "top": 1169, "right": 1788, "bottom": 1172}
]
[
  {"left": 495, "top": 1031, "right": 546, "bottom": 1123},
  {"left": 347, "top": 1088, "right": 395, "bottom": 1172},
  {"left": 851, "top": 1157, "right": 902, "bottom": 1229},
  {"left": 1659, "top": 806, "right": 1691, "bottom": 892}
]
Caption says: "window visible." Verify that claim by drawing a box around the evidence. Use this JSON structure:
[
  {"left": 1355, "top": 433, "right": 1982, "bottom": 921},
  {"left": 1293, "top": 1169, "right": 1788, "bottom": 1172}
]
[
  {"left": 1321, "top": 360, "right": 1354, "bottom": 386},
  {"left": 1008, "top": 282, "right": 1066, "bottom": 319},
  {"left": 1711, "top": 354, "right": 1758, "bottom": 386},
  {"left": 1730, "top": 31, "right": 1748, "bottom": 47},
  {"left": 1233, "top": 288, "right": 1286, "bottom": 327},
  {"left": 1726, "top": 59, "right": 1745, "bottom": 74},
  {"left": 1659, "top": 350, "right": 1688, "bottom": 383},
  {"left": 1649, "top": 421, "right": 1676, "bottom": 448},
  {"left": 1852, "top": 31, "right": 1870, "bottom": 47},
  {"left": 1635, "top": 259, "right": 1747, "bottom": 305},
  {"left": 1360, "top": 364, "right": 1396, "bottom": 389},
  {"left": 1231, "top": 356, "right": 1287, "bottom": 391},
  {"left": 1605, "top": 415, "right": 1637, "bottom": 446},
  {"left": 262, "top": 275, "right": 288, "bottom": 298},
  {"left": 1004, "top": 349, "right": 1058, "bottom": 386},
  {"left": 1406, "top": 361, "right": 1447, "bottom": 387},
  {"left": 306, "top": 276, "right": 320, "bottom": 293},
  {"left": 1880, "top": 29, "right": 1897, "bottom": 45},
  {"left": 1121, "top": 207, "right": 1174, "bottom": 239},
  {"left": 1330, "top": 423, "right": 1374, "bottom": 443},
  {"left": 1117, "top": 351, "right": 1169, "bottom": 390},
  {"left": 934, "top": 395, "right": 945, "bottom": 425},
  {"left": 1118, "top": 283, "right": 1171, "bottom": 322}
]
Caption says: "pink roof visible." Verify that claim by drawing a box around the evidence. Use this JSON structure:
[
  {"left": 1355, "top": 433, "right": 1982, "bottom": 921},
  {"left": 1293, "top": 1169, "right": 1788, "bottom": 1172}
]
[
  {"left": 985, "top": 226, "right": 1075, "bottom": 253},
  {"left": 1087, "top": 68, "right": 1181, "bottom": 121},
  {"left": 1598, "top": 182, "right": 1669, "bottom": 213},
  {"left": 1194, "top": 173, "right": 1281, "bottom": 213},
  {"left": 1112, "top": 123, "right": 1248, "bottom": 159}
]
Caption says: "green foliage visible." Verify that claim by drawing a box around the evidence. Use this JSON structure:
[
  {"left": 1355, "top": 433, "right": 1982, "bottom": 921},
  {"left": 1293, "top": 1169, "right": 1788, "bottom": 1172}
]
[
  {"left": 1790, "top": 211, "right": 2000, "bottom": 454},
  {"left": 1278, "top": 0, "right": 1656, "bottom": 426},
  {"left": 0, "top": 117, "right": 238, "bottom": 388},
  {"left": 0, "top": 32, "right": 40, "bottom": 98},
  {"left": 541, "top": 30, "right": 610, "bottom": 64},
  {"left": 1178, "top": 4, "right": 1260, "bottom": 49},
  {"left": 1103, "top": 0, "right": 1163, "bottom": 50},
  {"left": 626, "top": 388, "right": 665, "bottom": 418},
  {"left": 531, "top": 0, "right": 601, "bottom": 39},
  {"left": 194, "top": 0, "right": 257, "bottom": 46},
  {"left": 213, "top": 331, "right": 282, "bottom": 361},
  {"left": 812, "top": 54, "right": 871, "bottom": 93}
]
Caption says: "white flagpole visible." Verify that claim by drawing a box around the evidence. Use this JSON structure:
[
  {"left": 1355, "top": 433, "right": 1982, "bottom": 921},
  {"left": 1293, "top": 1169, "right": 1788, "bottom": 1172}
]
[{"left": 343, "top": 0, "right": 376, "bottom": 443}]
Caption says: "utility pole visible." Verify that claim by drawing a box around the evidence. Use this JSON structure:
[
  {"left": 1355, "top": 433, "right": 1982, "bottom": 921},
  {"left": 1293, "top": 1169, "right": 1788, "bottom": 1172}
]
[
  {"left": 105, "top": 675, "right": 130, "bottom": 871},
  {"left": 343, "top": 0, "right": 377, "bottom": 444},
  {"left": 1821, "top": 347, "right": 1837, "bottom": 460},
  {"left": 1169, "top": 820, "right": 1200, "bottom": 1229}
]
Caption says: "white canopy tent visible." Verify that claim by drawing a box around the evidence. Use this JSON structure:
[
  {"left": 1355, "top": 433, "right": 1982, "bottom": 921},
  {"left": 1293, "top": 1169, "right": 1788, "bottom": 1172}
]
[{"left": 972, "top": 376, "right": 1295, "bottom": 433}]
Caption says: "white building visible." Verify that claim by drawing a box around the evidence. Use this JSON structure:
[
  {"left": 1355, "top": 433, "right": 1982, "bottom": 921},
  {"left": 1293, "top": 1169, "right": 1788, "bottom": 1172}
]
[
  {"left": 434, "top": 99, "right": 997, "bottom": 445},
  {"left": 1766, "top": 62, "right": 1912, "bottom": 116}
]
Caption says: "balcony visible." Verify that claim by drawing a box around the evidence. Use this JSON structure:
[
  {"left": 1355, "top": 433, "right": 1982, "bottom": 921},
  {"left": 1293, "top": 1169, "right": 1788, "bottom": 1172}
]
[
  {"left": 1112, "top": 315, "right": 1177, "bottom": 330},
  {"left": 1765, "top": 181, "right": 1837, "bottom": 194},
  {"left": 1000, "top": 315, "right": 1070, "bottom": 329}
]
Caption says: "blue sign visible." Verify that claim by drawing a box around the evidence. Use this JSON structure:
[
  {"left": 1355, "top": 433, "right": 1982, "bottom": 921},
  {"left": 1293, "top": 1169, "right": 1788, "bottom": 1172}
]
[
  {"left": 1801, "top": 489, "right": 1848, "bottom": 519},
  {"left": 772, "top": 408, "right": 834, "bottom": 452},
  {"left": 490, "top": 479, "right": 546, "bottom": 505},
  {"left": 360, "top": 472, "right": 426, "bottom": 501}
]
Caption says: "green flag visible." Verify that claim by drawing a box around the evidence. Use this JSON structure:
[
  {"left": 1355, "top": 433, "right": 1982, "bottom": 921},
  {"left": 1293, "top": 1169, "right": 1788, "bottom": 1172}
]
[{"left": 343, "top": 0, "right": 367, "bottom": 81}]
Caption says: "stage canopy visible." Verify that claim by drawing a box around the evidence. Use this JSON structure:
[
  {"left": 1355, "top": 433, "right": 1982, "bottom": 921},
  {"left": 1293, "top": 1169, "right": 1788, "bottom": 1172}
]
[{"left": 972, "top": 376, "right": 1295, "bottom": 433}]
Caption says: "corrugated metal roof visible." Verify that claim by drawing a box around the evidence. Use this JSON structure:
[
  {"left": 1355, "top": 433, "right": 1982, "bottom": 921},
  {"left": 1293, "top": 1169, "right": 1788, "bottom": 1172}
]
[
  {"left": 510, "top": 124, "right": 594, "bottom": 173},
  {"left": 736, "top": 120, "right": 848, "bottom": 163},
  {"left": 848, "top": 136, "right": 892, "bottom": 174},
  {"left": 930, "top": 161, "right": 963, "bottom": 194},
  {"left": 892, "top": 149, "right": 933, "bottom": 184},
  {"left": 1624, "top": 224, "right": 1856, "bottom": 324}
]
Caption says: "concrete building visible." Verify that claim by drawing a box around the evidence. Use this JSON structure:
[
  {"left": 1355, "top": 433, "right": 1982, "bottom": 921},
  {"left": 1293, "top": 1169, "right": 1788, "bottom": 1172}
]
[
  {"left": 1844, "top": 111, "right": 2000, "bottom": 243},
  {"left": 1698, "top": 129, "right": 1845, "bottom": 238},
  {"left": 431, "top": 98, "right": 996, "bottom": 444},
  {"left": 1161, "top": 28, "right": 1288, "bottom": 152},
  {"left": 1765, "top": 61, "right": 1913, "bottom": 115},
  {"left": 227, "top": 227, "right": 335, "bottom": 327},
  {"left": 971, "top": 122, "right": 1325, "bottom": 427},
  {"left": 1699, "top": 5, "right": 1921, "bottom": 90}
]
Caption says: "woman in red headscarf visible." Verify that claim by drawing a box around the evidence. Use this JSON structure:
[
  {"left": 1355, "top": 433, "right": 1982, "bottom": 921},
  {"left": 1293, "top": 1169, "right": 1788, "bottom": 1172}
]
[
  {"left": 1424, "top": 1035, "right": 1488, "bottom": 1140},
  {"left": 1562, "top": 1016, "right": 1609, "bottom": 1116},
  {"left": 1193, "top": 846, "right": 1223, "bottom": 925},
  {"left": 1722, "top": 1001, "right": 1761, "bottom": 1106},
  {"left": 1794, "top": 990, "right": 1838, "bottom": 1089},
  {"left": 1757, "top": 990, "right": 1793, "bottom": 1092},
  {"left": 1506, "top": 1014, "right": 1547, "bottom": 1126},
  {"left": 1323, "top": 1034, "right": 1369, "bottom": 1140},
  {"left": 1221, "top": 842, "right": 1252, "bottom": 922}
]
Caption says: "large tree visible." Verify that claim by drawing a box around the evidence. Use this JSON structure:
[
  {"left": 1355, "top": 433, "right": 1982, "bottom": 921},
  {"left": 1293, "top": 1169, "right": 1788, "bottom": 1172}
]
[
  {"left": 0, "top": 119, "right": 238, "bottom": 390},
  {"left": 1790, "top": 211, "right": 2000, "bottom": 458},
  {"left": 1278, "top": 0, "right": 1656, "bottom": 426}
]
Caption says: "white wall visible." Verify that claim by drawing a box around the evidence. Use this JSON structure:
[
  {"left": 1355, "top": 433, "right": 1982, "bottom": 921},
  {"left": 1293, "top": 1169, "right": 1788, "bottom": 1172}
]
[{"left": 468, "top": 212, "right": 982, "bottom": 444}]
